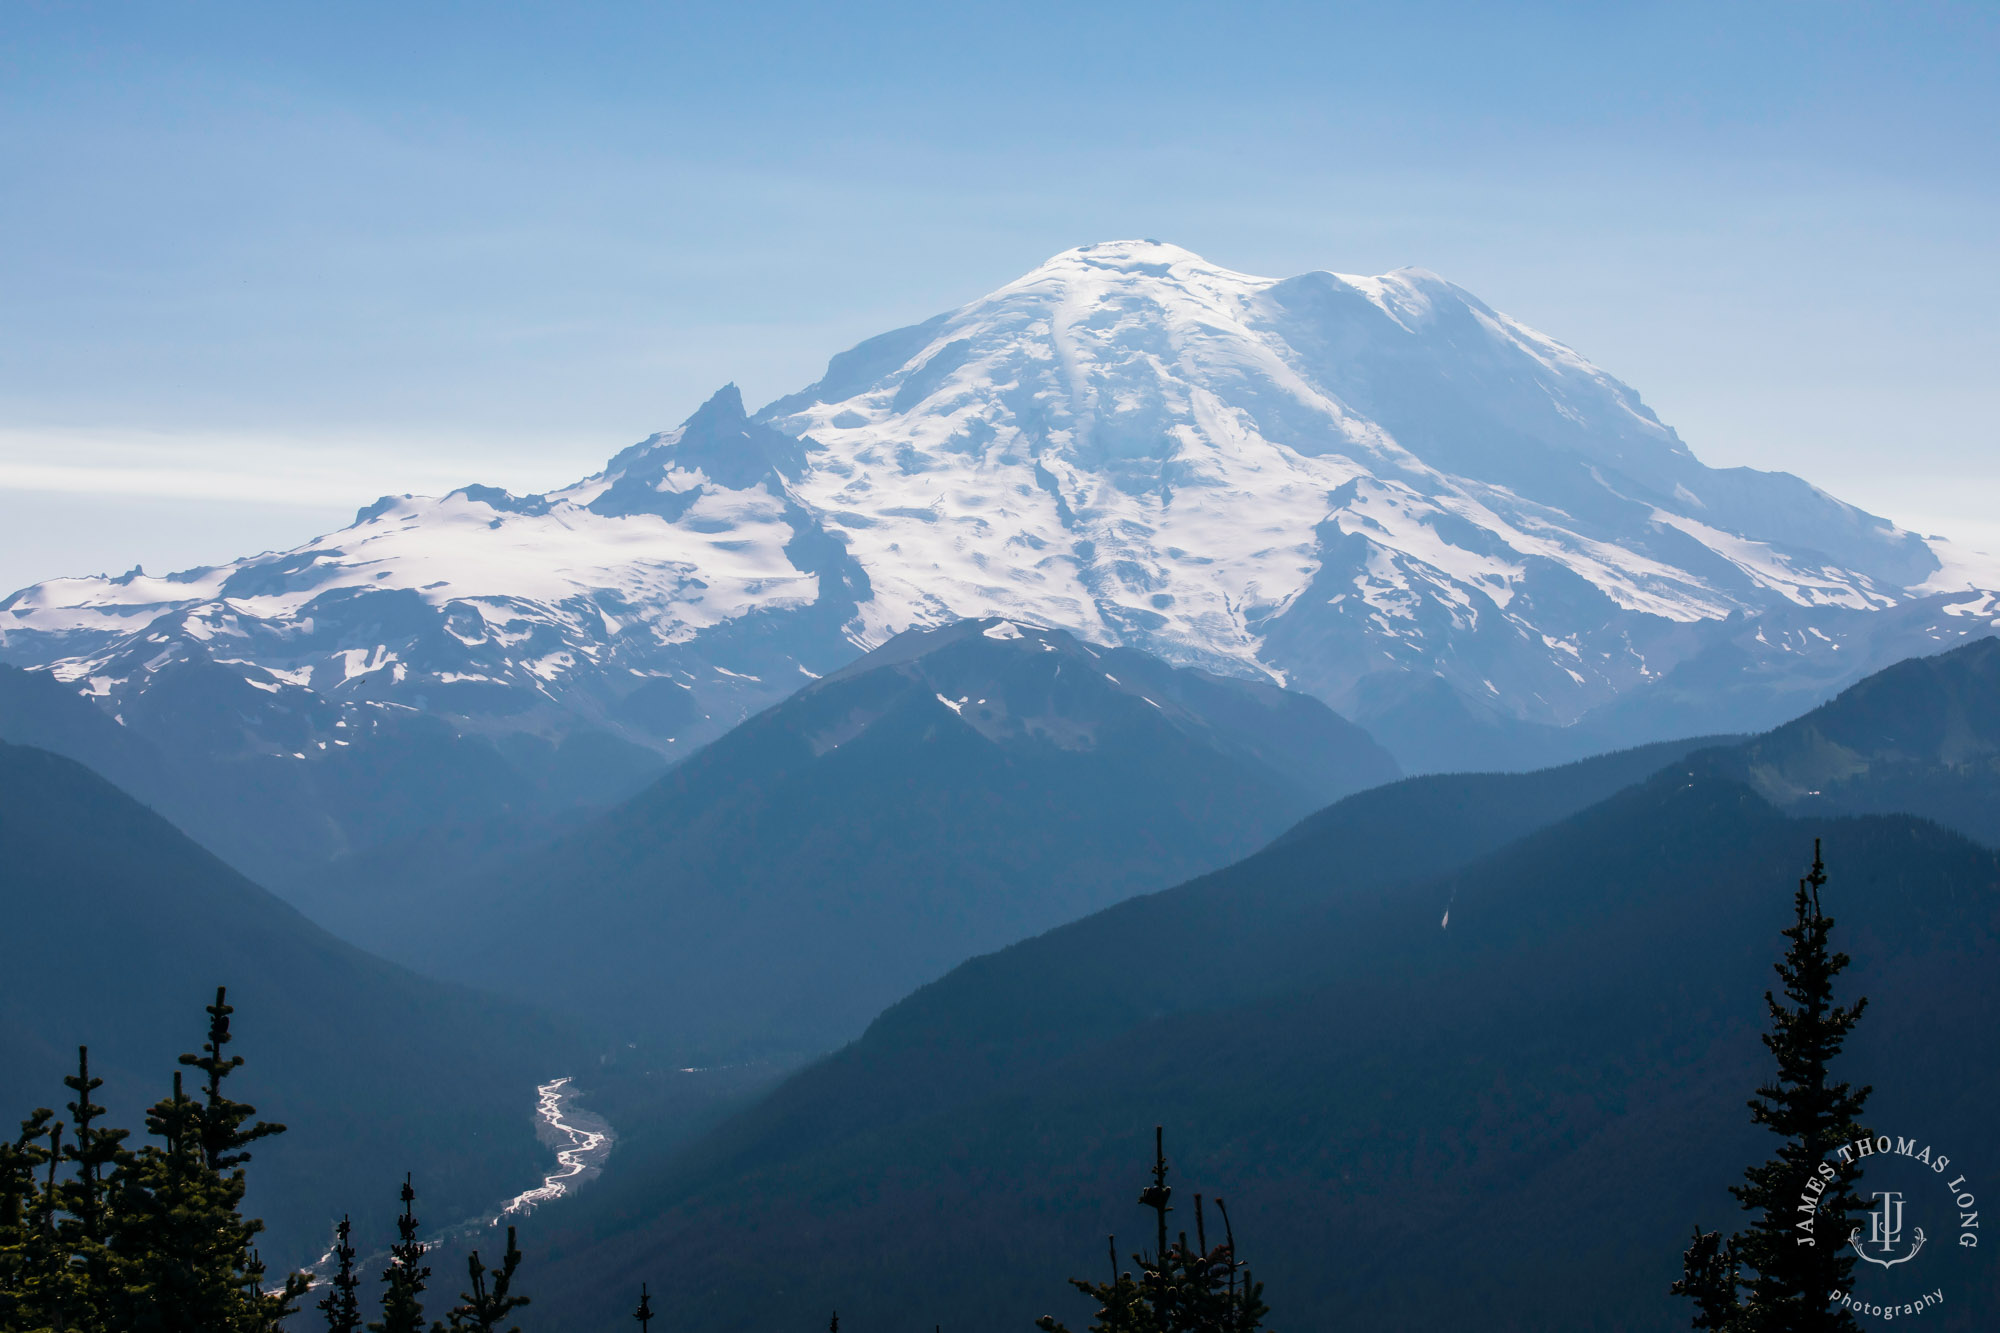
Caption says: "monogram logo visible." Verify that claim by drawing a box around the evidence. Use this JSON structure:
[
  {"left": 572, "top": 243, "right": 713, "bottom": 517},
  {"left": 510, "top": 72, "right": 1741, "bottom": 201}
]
[{"left": 1851, "top": 1190, "right": 1926, "bottom": 1269}]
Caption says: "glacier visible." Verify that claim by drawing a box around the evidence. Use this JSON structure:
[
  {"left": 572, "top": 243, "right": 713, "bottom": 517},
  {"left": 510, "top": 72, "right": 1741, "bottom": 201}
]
[{"left": 4, "top": 239, "right": 1996, "bottom": 818}]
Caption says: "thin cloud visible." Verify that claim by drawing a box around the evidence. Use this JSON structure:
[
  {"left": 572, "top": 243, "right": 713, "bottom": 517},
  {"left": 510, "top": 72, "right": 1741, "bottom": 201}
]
[{"left": 0, "top": 427, "right": 588, "bottom": 509}]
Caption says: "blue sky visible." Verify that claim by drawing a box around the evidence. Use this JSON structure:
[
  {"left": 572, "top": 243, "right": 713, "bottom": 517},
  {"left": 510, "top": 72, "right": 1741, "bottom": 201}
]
[{"left": 2, "top": 1, "right": 1995, "bottom": 591}]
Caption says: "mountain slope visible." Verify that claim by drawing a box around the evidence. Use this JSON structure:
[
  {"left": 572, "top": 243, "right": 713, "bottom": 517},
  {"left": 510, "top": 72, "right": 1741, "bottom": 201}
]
[
  {"left": 1719, "top": 635, "right": 2000, "bottom": 846},
  {"left": 764, "top": 243, "right": 1968, "bottom": 713},
  {"left": 517, "top": 641, "right": 2000, "bottom": 1329},
  {"left": 0, "top": 662, "right": 185, "bottom": 823},
  {"left": 0, "top": 386, "right": 825, "bottom": 887},
  {"left": 395, "top": 619, "right": 1398, "bottom": 1060},
  {"left": 0, "top": 660, "right": 647, "bottom": 896},
  {"left": 5, "top": 242, "right": 1995, "bottom": 852},
  {"left": 525, "top": 762, "right": 1999, "bottom": 1332},
  {"left": 0, "top": 740, "right": 580, "bottom": 1266}
]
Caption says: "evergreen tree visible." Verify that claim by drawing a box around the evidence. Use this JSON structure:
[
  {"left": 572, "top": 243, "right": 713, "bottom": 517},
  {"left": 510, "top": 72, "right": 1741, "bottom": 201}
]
[
  {"left": 1670, "top": 1226, "right": 1742, "bottom": 1332},
  {"left": 0, "top": 1111, "right": 56, "bottom": 1327},
  {"left": 181, "top": 987, "right": 288, "bottom": 1174},
  {"left": 245, "top": 1242, "right": 306, "bottom": 1333},
  {"left": 59, "top": 1044, "right": 130, "bottom": 1330},
  {"left": 1673, "top": 841, "right": 1871, "bottom": 1332},
  {"left": 368, "top": 1174, "right": 430, "bottom": 1333},
  {"left": 109, "top": 1071, "right": 252, "bottom": 1331},
  {"left": 110, "top": 1036, "right": 310, "bottom": 1330},
  {"left": 319, "top": 1215, "right": 364, "bottom": 1333},
  {"left": 11, "top": 1113, "right": 86, "bottom": 1330},
  {"left": 1038, "top": 1128, "right": 1271, "bottom": 1333},
  {"left": 61, "top": 1047, "right": 128, "bottom": 1247},
  {"left": 435, "top": 1225, "right": 529, "bottom": 1332},
  {"left": 1, "top": 993, "right": 307, "bottom": 1332}
]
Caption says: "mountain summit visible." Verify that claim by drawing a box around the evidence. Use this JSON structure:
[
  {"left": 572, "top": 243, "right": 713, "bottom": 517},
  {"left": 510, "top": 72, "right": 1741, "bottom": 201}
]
[
  {"left": 2, "top": 241, "right": 1995, "bottom": 872},
  {"left": 758, "top": 239, "right": 1983, "bottom": 717}
]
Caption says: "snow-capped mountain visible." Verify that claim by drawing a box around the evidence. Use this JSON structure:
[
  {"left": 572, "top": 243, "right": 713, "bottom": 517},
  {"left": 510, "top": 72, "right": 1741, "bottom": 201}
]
[
  {"left": 3, "top": 386, "right": 851, "bottom": 750},
  {"left": 4, "top": 240, "right": 1996, "bottom": 852}
]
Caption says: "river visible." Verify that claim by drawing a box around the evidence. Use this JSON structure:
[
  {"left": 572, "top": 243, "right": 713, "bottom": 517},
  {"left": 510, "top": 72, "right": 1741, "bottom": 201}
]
[{"left": 498, "top": 1075, "right": 616, "bottom": 1219}]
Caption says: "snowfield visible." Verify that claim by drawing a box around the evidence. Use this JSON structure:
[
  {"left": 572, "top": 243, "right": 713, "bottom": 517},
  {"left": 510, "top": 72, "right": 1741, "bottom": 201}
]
[{"left": 5, "top": 240, "right": 1996, "bottom": 770}]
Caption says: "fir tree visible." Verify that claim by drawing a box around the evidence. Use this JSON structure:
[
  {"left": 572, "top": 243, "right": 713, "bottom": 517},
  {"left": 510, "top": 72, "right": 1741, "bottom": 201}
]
[
  {"left": 110, "top": 1070, "right": 250, "bottom": 1331},
  {"left": 1673, "top": 841, "right": 1871, "bottom": 1332},
  {"left": 1, "top": 993, "right": 306, "bottom": 1332},
  {"left": 368, "top": 1174, "right": 430, "bottom": 1333},
  {"left": 181, "top": 987, "right": 287, "bottom": 1174},
  {"left": 1038, "top": 1128, "right": 1270, "bottom": 1333},
  {"left": 14, "top": 1114, "right": 87, "bottom": 1330},
  {"left": 61, "top": 1046, "right": 128, "bottom": 1247},
  {"left": 245, "top": 1241, "right": 307, "bottom": 1333},
  {"left": 435, "top": 1225, "right": 529, "bottom": 1332},
  {"left": 60, "top": 1044, "right": 131, "bottom": 1329},
  {"left": 107, "top": 1011, "right": 308, "bottom": 1331},
  {"left": 1670, "top": 1226, "right": 1742, "bottom": 1332},
  {"left": 0, "top": 1111, "right": 56, "bottom": 1327},
  {"left": 319, "top": 1215, "right": 364, "bottom": 1333}
]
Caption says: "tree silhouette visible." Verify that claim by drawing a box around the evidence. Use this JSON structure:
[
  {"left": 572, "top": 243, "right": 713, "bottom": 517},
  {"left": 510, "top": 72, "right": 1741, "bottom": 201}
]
[
  {"left": 368, "top": 1174, "right": 431, "bottom": 1333},
  {"left": 8, "top": 1112, "right": 79, "bottom": 1328},
  {"left": 182, "top": 987, "right": 287, "bottom": 1173},
  {"left": 56, "top": 1045, "right": 128, "bottom": 1327},
  {"left": 0, "top": 990, "right": 560, "bottom": 1329},
  {"left": 1673, "top": 841, "right": 1871, "bottom": 1332},
  {"left": 111, "top": 1053, "right": 309, "bottom": 1330},
  {"left": 319, "top": 1215, "right": 363, "bottom": 1333},
  {"left": 0, "top": 1111, "right": 60, "bottom": 1326},
  {"left": 436, "top": 1224, "right": 530, "bottom": 1332},
  {"left": 1038, "top": 1127, "right": 1270, "bottom": 1333},
  {"left": 61, "top": 1046, "right": 128, "bottom": 1246}
]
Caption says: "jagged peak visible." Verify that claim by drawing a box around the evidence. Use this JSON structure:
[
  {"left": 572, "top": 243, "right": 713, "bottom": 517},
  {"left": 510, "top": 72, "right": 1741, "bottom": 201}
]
[
  {"left": 600, "top": 384, "right": 749, "bottom": 473},
  {"left": 575, "top": 383, "right": 808, "bottom": 519},
  {"left": 600, "top": 382, "right": 800, "bottom": 475},
  {"left": 682, "top": 382, "right": 748, "bottom": 429}
]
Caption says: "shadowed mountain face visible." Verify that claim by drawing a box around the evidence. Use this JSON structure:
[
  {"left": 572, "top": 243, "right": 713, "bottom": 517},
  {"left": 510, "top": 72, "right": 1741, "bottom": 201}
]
[
  {"left": 514, "top": 647, "right": 2000, "bottom": 1331},
  {"left": 0, "top": 664, "right": 182, "bottom": 813},
  {"left": 0, "top": 659, "right": 666, "bottom": 900},
  {"left": 388, "top": 619, "right": 1398, "bottom": 1062},
  {"left": 0, "top": 740, "right": 580, "bottom": 1268},
  {"left": 1720, "top": 636, "right": 2000, "bottom": 846}
]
